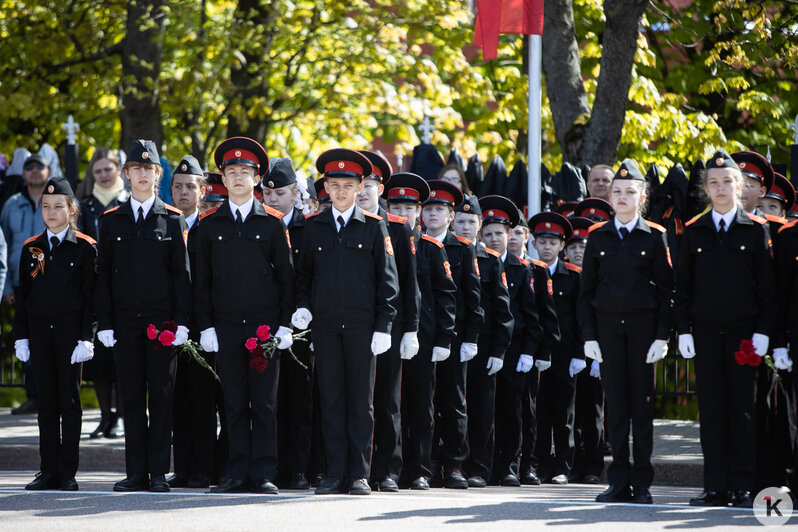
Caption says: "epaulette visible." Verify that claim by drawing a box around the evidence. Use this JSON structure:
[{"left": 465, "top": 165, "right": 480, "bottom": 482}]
[
  {"left": 386, "top": 213, "right": 407, "bottom": 224},
  {"left": 23, "top": 233, "right": 43, "bottom": 246},
  {"left": 646, "top": 220, "right": 666, "bottom": 233},
  {"left": 588, "top": 220, "right": 608, "bottom": 233},
  {"left": 103, "top": 205, "right": 122, "bottom": 215},
  {"left": 778, "top": 219, "right": 798, "bottom": 234},
  {"left": 165, "top": 204, "right": 183, "bottom": 215},
  {"left": 565, "top": 262, "right": 582, "bottom": 273},
  {"left": 261, "top": 203, "right": 284, "bottom": 219},
  {"left": 75, "top": 231, "right": 97, "bottom": 245},
  {"left": 518, "top": 257, "right": 530, "bottom": 267},
  {"left": 674, "top": 218, "right": 684, "bottom": 236},
  {"left": 746, "top": 212, "right": 766, "bottom": 225},
  {"left": 305, "top": 210, "right": 322, "bottom": 218},
  {"left": 765, "top": 213, "right": 787, "bottom": 225},
  {"left": 685, "top": 213, "right": 703, "bottom": 227},
  {"left": 364, "top": 210, "right": 383, "bottom": 220},
  {"left": 532, "top": 259, "right": 547, "bottom": 268},
  {"left": 421, "top": 234, "right": 444, "bottom": 248},
  {"left": 485, "top": 246, "right": 501, "bottom": 258},
  {"left": 662, "top": 205, "right": 674, "bottom": 221},
  {"left": 456, "top": 235, "right": 472, "bottom": 245},
  {"left": 199, "top": 205, "right": 220, "bottom": 220}
]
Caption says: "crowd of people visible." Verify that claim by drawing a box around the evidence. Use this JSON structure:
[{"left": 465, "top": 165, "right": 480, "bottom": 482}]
[{"left": 3, "top": 136, "right": 797, "bottom": 509}]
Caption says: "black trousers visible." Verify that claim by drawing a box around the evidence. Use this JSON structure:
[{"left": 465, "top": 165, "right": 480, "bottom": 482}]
[
  {"left": 596, "top": 314, "right": 656, "bottom": 488},
  {"left": 313, "top": 326, "right": 376, "bottom": 479},
  {"left": 401, "top": 344, "right": 436, "bottom": 480},
  {"left": 433, "top": 338, "right": 469, "bottom": 471},
  {"left": 519, "top": 357, "right": 540, "bottom": 475},
  {"left": 534, "top": 359, "right": 577, "bottom": 478},
  {"left": 693, "top": 323, "right": 756, "bottom": 492},
  {"left": 494, "top": 354, "right": 536, "bottom": 479},
  {"left": 114, "top": 317, "right": 177, "bottom": 476},
  {"left": 172, "top": 347, "right": 217, "bottom": 479},
  {"left": 216, "top": 322, "right": 279, "bottom": 482},
  {"left": 29, "top": 318, "right": 82, "bottom": 480},
  {"left": 277, "top": 340, "right": 313, "bottom": 479},
  {"left": 371, "top": 325, "right": 404, "bottom": 482},
  {"left": 464, "top": 345, "right": 497, "bottom": 480},
  {"left": 754, "top": 368, "right": 794, "bottom": 492},
  {"left": 573, "top": 370, "right": 605, "bottom": 478},
  {"left": 308, "top": 369, "right": 326, "bottom": 477}
]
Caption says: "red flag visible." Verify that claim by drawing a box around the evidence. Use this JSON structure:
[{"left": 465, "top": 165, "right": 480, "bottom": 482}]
[{"left": 474, "top": 0, "right": 544, "bottom": 60}]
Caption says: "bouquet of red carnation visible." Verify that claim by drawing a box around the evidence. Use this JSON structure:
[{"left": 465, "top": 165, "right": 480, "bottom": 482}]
[
  {"left": 734, "top": 339, "right": 779, "bottom": 379},
  {"left": 245, "top": 324, "right": 310, "bottom": 373},
  {"left": 146, "top": 321, "right": 219, "bottom": 382}
]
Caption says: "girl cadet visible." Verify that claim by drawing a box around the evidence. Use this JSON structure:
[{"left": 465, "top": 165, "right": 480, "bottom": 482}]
[
  {"left": 578, "top": 160, "right": 673, "bottom": 505},
  {"left": 15, "top": 177, "right": 97, "bottom": 491}
]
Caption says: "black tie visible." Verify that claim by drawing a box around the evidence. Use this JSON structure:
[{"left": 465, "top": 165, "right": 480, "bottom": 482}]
[
  {"left": 718, "top": 219, "right": 726, "bottom": 234},
  {"left": 337, "top": 215, "right": 345, "bottom": 233},
  {"left": 50, "top": 236, "right": 59, "bottom": 252},
  {"left": 236, "top": 210, "right": 243, "bottom": 229},
  {"left": 136, "top": 206, "right": 145, "bottom": 229},
  {"left": 619, "top": 227, "right": 629, "bottom": 239}
]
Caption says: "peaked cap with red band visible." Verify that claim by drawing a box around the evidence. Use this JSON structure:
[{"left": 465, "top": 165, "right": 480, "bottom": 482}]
[
  {"left": 203, "top": 172, "right": 228, "bottom": 201},
  {"left": 574, "top": 198, "right": 614, "bottom": 222},
  {"left": 316, "top": 148, "right": 372, "bottom": 179},
  {"left": 567, "top": 216, "right": 594, "bottom": 244},
  {"left": 382, "top": 172, "right": 429, "bottom": 204},
  {"left": 529, "top": 211, "right": 573, "bottom": 240},
  {"left": 479, "top": 195, "right": 520, "bottom": 227},
  {"left": 314, "top": 178, "right": 331, "bottom": 203},
  {"left": 730, "top": 150, "right": 773, "bottom": 190},
  {"left": 767, "top": 172, "right": 796, "bottom": 208},
  {"left": 214, "top": 137, "right": 269, "bottom": 177},
  {"left": 359, "top": 150, "right": 393, "bottom": 184},
  {"left": 423, "top": 179, "right": 464, "bottom": 208}
]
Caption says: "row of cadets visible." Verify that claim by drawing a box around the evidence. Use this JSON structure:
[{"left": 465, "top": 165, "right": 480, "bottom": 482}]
[
  {"left": 194, "top": 137, "right": 296, "bottom": 494},
  {"left": 423, "top": 180, "right": 483, "bottom": 489},
  {"left": 293, "top": 149, "right": 399, "bottom": 496},
  {"left": 579, "top": 159, "right": 673, "bottom": 505},
  {"left": 357, "top": 150, "right": 421, "bottom": 492},
  {"left": 454, "top": 195, "right": 513, "bottom": 487},
  {"left": 384, "top": 172, "right": 457, "bottom": 490}
]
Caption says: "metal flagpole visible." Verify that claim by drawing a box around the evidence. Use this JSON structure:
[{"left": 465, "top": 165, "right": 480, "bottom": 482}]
[{"left": 527, "top": 34, "right": 542, "bottom": 216}]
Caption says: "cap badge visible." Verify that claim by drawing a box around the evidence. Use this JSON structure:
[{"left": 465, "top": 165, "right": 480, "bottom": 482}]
[
  {"left": 488, "top": 210, "right": 494, "bottom": 216},
  {"left": 47, "top": 185, "right": 54, "bottom": 193},
  {"left": 338, "top": 162, "right": 345, "bottom": 169},
  {"left": 620, "top": 168, "right": 628, "bottom": 177},
  {"left": 545, "top": 222, "right": 551, "bottom": 228},
  {"left": 590, "top": 208, "right": 596, "bottom": 214},
  {"left": 464, "top": 204, "right": 470, "bottom": 211},
  {"left": 739, "top": 161, "right": 746, "bottom": 168},
  {"left": 716, "top": 157, "right": 724, "bottom": 166},
  {"left": 399, "top": 188, "right": 405, "bottom": 195},
  {"left": 235, "top": 150, "right": 241, "bottom": 157},
  {"left": 142, "top": 152, "right": 149, "bottom": 160},
  {"left": 268, "top": 181, "right": 274, "bottom": 187},
  {"left": 431, "top": 191, "right": 437, "bottom": 197}
]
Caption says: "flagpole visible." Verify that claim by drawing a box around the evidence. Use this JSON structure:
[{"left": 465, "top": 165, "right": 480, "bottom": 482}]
[{"left": 527, "top": 33, "right": 542, "bottom": 217}]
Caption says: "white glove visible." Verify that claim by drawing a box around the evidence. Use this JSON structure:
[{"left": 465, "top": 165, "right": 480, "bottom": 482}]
[
  {"left": 486, "top": 356, "right": 504, "bottom": 375},
  {"left": 399, "top": 331, "right": 420, "bottom": 360},
  {"left": 678, "top": 334, "right": 695, "bottom": 359},
  {"left": 276, "top": 326, "right": 294, "bottom": 350},
  {"left": 569, "top": 358, "right": 586, "bottom": 377},
  {"left": 590, "top": 359, "right": 601, "bottom": 379},
  {"left": 516, "top": 354, "right": 534, "bottom": 373},
  {"left": 535, "top": 359, "right": 551, "bottom": 372},
  {"left": 371, "top": 331, "right": 392, "bottom": 356},
  {"left": 584, "top": 340, "right": 603, "bottom": 363},
  {"left": 97, "top": 329, "right": 116, "bottom": 348},
  {"left": 200, "top": 327, "right": 219, "bottom": 352},
  {"left": 772, "top": 348, "right": 793, "bottom": 371},
  {"left": 291, "top": 308, "right": 312, "bottom": 330},
  {"left": 645, "top": 339, "right": 669, "bottom": 364},
  {"left": 70, "top": 340, "right": 94, "bottom": 364},
  {"left": 752, "top": 333, "right": 769, "bottom": 357},
  {"left": 14, "top": 339, "right": 29, "bottom": 363},
  {"left": 460, "top": 342, "right": 478, "bottom": 362},
  {"left": 173, "top": 325, "right": 189, "bottom": 346},
  {"left": 431, "top": 346, "right": 450, "bottom": 362}
]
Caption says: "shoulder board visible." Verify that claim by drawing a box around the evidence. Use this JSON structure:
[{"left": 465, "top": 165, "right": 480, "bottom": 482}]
[
  {"left": 456, "top": 235, "right": 472, "bottom": 245},
  {"left": 746, "top": 212, "right": 766, "bottom": 225},
  {"left": 421, "top": 234, "right": 444, "bottom": 248},
  {"left": 165, "top": 204, "right": 183, "bottom": 215},
  {"left": 103, "top": 205, "right": 122, "bottom": 215},
  {"left": 778, "top": 219, "right": 798, "bottom": 234},
  {"left": 674, "top": 218, "right": 684, "bottom": 236},
  {"left": 386, "top": 213, "right": 407, "bottom": 224},
  {"left": 565, "top": 262, "right": 582, "bottom": 273},
  {"left": 305, "top": 210, "right": 322, "bottom": 218},
  {"left": 261, "top": 203, "right": 284, "bottom": 219},
  {"left": 23, "top": 233, "right": 44, "bottom": 246},
  {"left": 532, "top": 259, "right": 547, "bottom": 268},
  {"left": 765, "top": 213, "right": 787, "bottom": 225},
  {"left": 199, "top": 205, "right": 220, "bottom": 220},
  {"left": 485, "top": 246, "right": 501, "bottom": 258},
  {"left": 684, "top": 213, "right": 703, "bottom": 227},
  {"left": 645, "top": 220, "right": 666, "bottom": 233},
  {"left": 518, "top": 257, "right": 530, "bottom": 267},
  {"left": 588, "top": 220, "right": 608, "bottom": 233},
  {"left": 364, "top": 211, "right": 383, "bottom": 220},
  {"left": 75, "top": 231, "right": 96, "bottom": 245}
]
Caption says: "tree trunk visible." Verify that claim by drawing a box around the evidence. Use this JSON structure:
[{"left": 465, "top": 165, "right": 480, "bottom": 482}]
[{"left": 120, "top": 0, "right": 165, "bottom": 152}]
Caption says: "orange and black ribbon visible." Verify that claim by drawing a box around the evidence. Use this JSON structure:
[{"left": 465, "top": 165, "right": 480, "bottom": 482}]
[{"left": 29, "top": 247, "right": 45, "bottom": 278}]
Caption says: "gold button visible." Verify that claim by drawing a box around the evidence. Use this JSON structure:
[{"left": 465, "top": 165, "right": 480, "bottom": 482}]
[
  {"left": 318, "top": 246, "right": 322, "bottom": 251},
  {"left": 358, "top": 243, "right": 362, "bottom": 248},
  {"left": 600, "top": 251, "right": 605, "bottom": 256},
  {"left": 740, "top": 245, "right": 745, "bottom": 250},
  {"left": 697, "top": 248, "right": 702, "bottom": 252},
  {"left": 641, "top": 251, "right": 646, "bottom": 255},
  {"left": 218, "top": 236, "right": 223, "bottom": 240}
]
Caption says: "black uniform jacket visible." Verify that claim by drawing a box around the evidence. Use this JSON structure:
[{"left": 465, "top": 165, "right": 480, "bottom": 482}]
[
  {"left": 79, "top": 190, "right": 130, "bottom": 241},
  {"left": 380, "top": 207, "right": 420, "bottom": 334},
  {"left": 441, "top": 232, "right": 483, "bottom": 344},
  {"left": 529, "top": 258, "right": 561, "bottom": 362},
  {"left": 776, "top": 220, "right": 798, "bottom": 347},
  {"left": 550, "top": 259, "right": 583, "bottom": 360},
  {"left": 502, "top": 252, "right": 541, "bottom": 364},
  {"left": 415, "top": 230, "right": 457, "bottom": 349},
  {"left": 475, "top": 242, "right": 513, "bottom": 360}
]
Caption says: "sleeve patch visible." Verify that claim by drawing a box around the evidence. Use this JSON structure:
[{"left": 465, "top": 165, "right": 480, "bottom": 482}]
[
  {"left": 443, "top": 260, "right": 452, "bottom": 279},
  {"left": 409, "top": 235, "right": 416, "bottom": 255},
  {"left": 385, "top": 235, "right": 394, "bottom": 255},
  {"left": 501, "top": 271, "right": 508, "bottom": 289},
  {"left": 473, "top": 257, "right": 480, "bottom": 277},
  {"left": 547, "top": 278, "right": 553, "bottom": 296}
]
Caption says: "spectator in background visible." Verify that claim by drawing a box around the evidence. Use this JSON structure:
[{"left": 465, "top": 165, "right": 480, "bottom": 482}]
[
  {"left": 0, "top": 148, "right": 30, "bottom": 213},
  {"left": 585, "top": 165, "right": 613, "bottom": 203},
  {"left": 38, "top": 143, "right": 63, "bottom": 178},
  {"left": 438, "top": 164, "right": 473, "bottom": 196}
]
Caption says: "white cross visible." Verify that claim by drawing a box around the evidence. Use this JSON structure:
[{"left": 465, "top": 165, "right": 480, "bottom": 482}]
[
  {"left": 395, "top": 145, "right": 403, "bottom": 171},
  {"left": 791, "top": 115, "right": 798, "bottom": 145},
  {"left": 419, "top": 117, "right": 435, "bottom": 144},
  {"left": 766, "top": 146, "right": 771, "bottom": 162},
  {"left": 62, "top": 115, "right": 80, "bottom": 145}
]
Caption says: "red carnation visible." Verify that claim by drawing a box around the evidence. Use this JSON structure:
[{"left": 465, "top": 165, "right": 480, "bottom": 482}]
[
  {"left": 245, "top": 337, "right": 259, "bottom": 352},
  {"left": 734, "top": 350, "right": 747, "bottom": 366},
  {"left": 735, "top": 339, "right": 761, "bottom": 367},
  {"left": 147, "top": 324, "right": 158, "bottom": 340},
  {"left": 250, "top": 355, "right": 269, "bottom": 372},
  {"left": 162, "top": 320, "right": 178, "bottom": 333},
  {"left": 253, "top": 345, "right": 266, "bottom": 357},
  {"left": 158, "top": 330, "right": 175, "bottom": 346},
  {"left": 747, "top": 352, "right": 762, "bottom": 367},
  {"left": 256, "top": 325, "right": 271, "bottom": 341}
]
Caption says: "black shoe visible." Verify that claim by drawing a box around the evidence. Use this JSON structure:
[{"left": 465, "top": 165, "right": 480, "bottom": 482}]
[
  {"left": 167, "top": 474, "right": 189, "bottom": 488},
  {"left": 349, "top": 478, "right": 372, "bottom": 495},
  {"left": 308, "top": 473, "right": 325, "bottom": 488},
  {"left": 595, "top": 484, "right": 633, "bottom": 503},
  {"left": 410, "top": 477, "right": 429, "bottom": 490},
  {"left": 253, "top": 479, "right": 279, "bottom": 494},
  {"left": 60, "top": 477, "right": 79, "bottom": 491},
  {"left": 315, "top": 476, "right": 345, "bottom": 495},
  {"left": 551, "top": 474, "right": 568, "bottom": 485},
  {"left": 468, "top": 476, "right": 487, "bottom": 488},
  {"left": 632, "top": 486, "right": 653, "bottom": 504},
  {"left": 210, "top": 478, "right": 248, "bottom": 493},
  {"left": 149, "top": 474, "right": 170, "bottom": 492},
  {"left": 288, "top": 473, "right": 310, "bottom": 490},
  {"left": 25, "top": 472, "right": 59, "bottom": 490},
  {"left": 521, "top": 469, "right": 541, "bottom": 486},
  {"left": 689, "top": 490, "right": 728, "bottom": 507},
  {"left": 105, "top": 412, "right": 124, "bottom": 438},
  {"left": 90, "top": 415, "right": 110, "bottom": 439},
  {"left": 11, "top": 399, "right": 38, "bottom": 415},
  {"left": 730, "top": 490, "right": 753, "bottom": 508},
  {"left": 187, "top": 475, "right": 210, "bottom": 489},
  {"left": 378, "top": 477, "right": 399, "bottom": 492},
  {"left": 583, "top": 474, "right": 601, "bottom": 485},
  {"left": 113, "top": 474, "right": 149, "bottom": 492},
  {"left": 443, "top": 468, "right": 468, "bottom": 489},
  {"left": 567, "top": 472, "right": 580, "bottom": 483},
  {"left": 500, "top": 474, "right": 521, "bottom": 487}
]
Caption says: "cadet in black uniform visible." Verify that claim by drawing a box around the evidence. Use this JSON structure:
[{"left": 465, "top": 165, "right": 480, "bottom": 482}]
[
  {"left": 731, "top": 150, "right": 773, "bottom": 216},
  {"left": 677, "top": 150, "right": 776, "bottom": 508},
  {"left": 423, "top": 180, "right": 483, "bottom": 489},
  {"left": 529, "top": 212, "right": 583, "bottom": 485},
  {"left": 95, "top": 140, "right": 191, "bottom": 493},
  {"left": 384, "top": 173, "right": 456, "bottom": 490},
  {"left": 195, "top": 138, "right": 295, "bottom": 495},
  {"left": 459, "top": 195, "right": 514, "bottom": 487},
  {"left": 578, "top": 160, "right": 673, "bottom": 504},
  {"left": 574, "top": 198, "right": 614, "bottom": 223},
  {"left": 16, "top": 178, "right": 96, "bottom": 491},
  {"left": 294, "top": 149, "right": 399, "bottom": 496}
]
